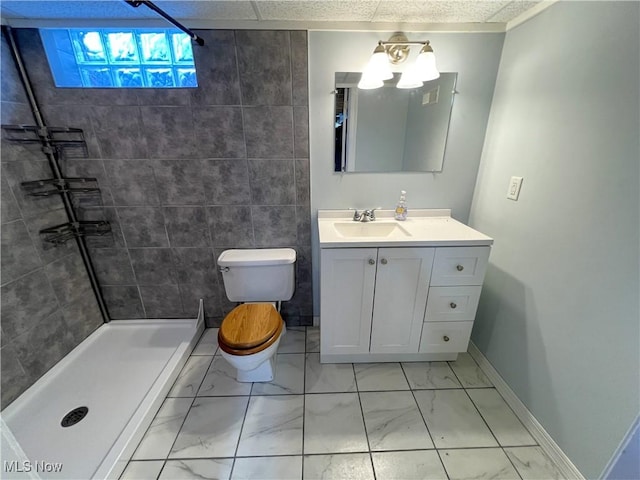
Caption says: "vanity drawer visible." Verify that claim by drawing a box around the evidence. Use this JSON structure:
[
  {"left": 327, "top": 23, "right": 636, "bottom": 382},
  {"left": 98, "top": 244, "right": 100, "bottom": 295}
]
[
  {"left": 431, "top": 246, "right": 490, "bottom": 286},
  {"left": 419, "top": 321, "right": 473, "bottom": 353},
  {"left": 425, "top": 286, "right": 482, "bottom": 322}
]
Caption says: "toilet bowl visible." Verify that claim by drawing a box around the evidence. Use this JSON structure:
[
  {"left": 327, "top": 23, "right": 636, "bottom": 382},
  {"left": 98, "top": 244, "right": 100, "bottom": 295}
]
[
  {"left": 217, "top": 303, "right": 285, "bottom": 382},
  {"left": 216, "top": 248, "right": 296, "bottom": 383}
]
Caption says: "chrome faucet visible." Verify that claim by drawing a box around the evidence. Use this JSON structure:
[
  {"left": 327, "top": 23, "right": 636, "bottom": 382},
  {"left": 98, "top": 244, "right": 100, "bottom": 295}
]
[{"left": 352, "top": 208, "right": 377, "bottom": 222}]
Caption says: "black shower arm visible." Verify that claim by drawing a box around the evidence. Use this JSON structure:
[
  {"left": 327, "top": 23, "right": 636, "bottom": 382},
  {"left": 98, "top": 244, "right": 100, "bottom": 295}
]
[{"left": 124, "top": 0, "right": 205, "bottom": 46}]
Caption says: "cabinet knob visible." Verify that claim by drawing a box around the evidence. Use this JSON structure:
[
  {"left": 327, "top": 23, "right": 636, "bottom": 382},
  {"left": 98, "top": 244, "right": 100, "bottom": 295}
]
[
  {"left": 368, "top": 258, "right": 375, "bottom": 265},
  {"left": 443, "top": 335, "right": 450, "bottom": 342},
  {"left": 450, "top": 302, "right": 457, "bottom": 309},
  {"left": 456, "top": 264, "right": 464, "bottom": 271},
  {"left": 380, "top": 258, "right": 388, "bottom": 265}
]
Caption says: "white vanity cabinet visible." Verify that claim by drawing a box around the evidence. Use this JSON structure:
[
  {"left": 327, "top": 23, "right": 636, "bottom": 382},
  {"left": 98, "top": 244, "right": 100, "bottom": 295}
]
[
  {"left": 320, "top": 247, "right": 434, "bottom": 358},
  {"left": 317, "top": 209, "right": 493, "bottom": 363}
]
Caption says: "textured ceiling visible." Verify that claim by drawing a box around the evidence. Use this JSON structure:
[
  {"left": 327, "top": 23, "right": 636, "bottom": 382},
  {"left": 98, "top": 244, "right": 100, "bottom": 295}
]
[{"left": 1, "top": 1, "right": 543, "bottom": 26}]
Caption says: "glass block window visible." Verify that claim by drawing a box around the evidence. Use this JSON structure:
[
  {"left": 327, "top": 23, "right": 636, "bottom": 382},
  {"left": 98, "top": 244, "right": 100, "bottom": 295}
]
[{"left": 39, "top": 28, "right": 198, "bottom": 88}]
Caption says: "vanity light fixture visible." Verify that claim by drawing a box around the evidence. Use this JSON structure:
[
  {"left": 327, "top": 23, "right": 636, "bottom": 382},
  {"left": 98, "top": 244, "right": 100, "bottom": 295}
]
[{"left": 359, "top": 33, "right": 440, "bottom": 90}]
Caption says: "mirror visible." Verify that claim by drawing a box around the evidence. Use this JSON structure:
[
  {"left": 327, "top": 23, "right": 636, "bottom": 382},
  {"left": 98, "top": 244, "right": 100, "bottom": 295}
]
[{"left": 334, "top": 72, "right": 457, "bottom": 173}]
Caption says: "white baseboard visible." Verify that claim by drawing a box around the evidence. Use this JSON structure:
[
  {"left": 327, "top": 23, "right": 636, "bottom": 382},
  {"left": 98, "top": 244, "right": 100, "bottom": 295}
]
[{"left": 468, "top": 342, "right": 585, "bottom": 480}]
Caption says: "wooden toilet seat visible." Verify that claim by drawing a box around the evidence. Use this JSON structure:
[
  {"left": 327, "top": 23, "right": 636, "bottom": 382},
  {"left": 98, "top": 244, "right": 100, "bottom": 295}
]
[{"left": 218, "top": 303, "right": 283, "bottom": 356}]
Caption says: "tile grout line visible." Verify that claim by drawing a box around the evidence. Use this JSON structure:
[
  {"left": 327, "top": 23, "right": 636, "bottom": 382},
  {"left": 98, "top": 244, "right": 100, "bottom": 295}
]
[
  {"left": 191, "top": 344, "right": 217, "bottom": 398},
  {"left": 435, "top": 449, "right": 452, "bottom": 480},
  {"left": 454, "top": 352, "right": 527, "bottom": 480},
  {"left": 465, "top": 389, "right": 539, "bottom": 448},
  {"left": 460, "top": 386, "right": 526, "bottom": 479},
  {"left": 502, "top": 445, "right": 526, "bottom": 480},
  {"left": 124, "top": 334, "right": 214, "bottom": 475},
  {"left": 124, "top": 387, "right": 197, "bottom": 476},
  {"left": 231, "top": 29, "right": 258, "bottom": 249},
  {"left": 446, "top": 356, "right": 466, "bottom": 388},
  {"left": 229, "top": 325, "right": 305, "bottom": 471},
  {"left": 352, "top": 362, "right": 377, "bottom": 480},
  {"left": 460, "top": 377, "right": 533, "bottom": 479},
  {"left": 301, "top": 327, "right": 307, "bottom": 480},
  {"left": 160, "top": 445, "right": 540, "bottom": 462},
  {"left": 155, "top": 460, "right": 167, "bottom": 480},
  {"left": 126, "top": 395, "right": 173, "bottom": 466},
  {"left": 301, "top": 386, "right": 474, "bottom": 394},
  {"left": 457, "top": 352, "right": 539, "bottom": 448},
  {"left": 399, "top": 362, "right": 450, "bottom": 480},
  {"left": 449, "top": 355, "right": 506, "bottom": 454},
  {"left": 399, "top": 362, "right": 439, "bottom": 448},
  {"left": 229, "top": 389, "right": 253, "bottom": 478},
  {"left": 114, "top": 204, "right": 148, "bottom": 319},
  {"left": 461, "top": 386, "right": 503, "bottom": 448},
  {"left": 473, "top": 383, "right": 540, "bottom": 442},
  {"left": 166, "top": 356, "right": 214, "bottom": 399},
  {"left": 162, "top": 352, "right": 214, "bottom": 464}
]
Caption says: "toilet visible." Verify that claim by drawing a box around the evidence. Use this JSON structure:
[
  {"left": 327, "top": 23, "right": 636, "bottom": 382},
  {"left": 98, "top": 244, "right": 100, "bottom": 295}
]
[{"left": 216, "top": 248, "right": 296, "bottom": 382}]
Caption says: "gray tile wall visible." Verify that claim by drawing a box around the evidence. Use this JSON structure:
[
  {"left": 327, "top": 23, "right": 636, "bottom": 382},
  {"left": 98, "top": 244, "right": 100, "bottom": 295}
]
[
  {"left": 0, "top": 35, "right": 103, "bottom": 409},
  {"left": 14, "top": 28, "right": 312, "bottom": 327}
]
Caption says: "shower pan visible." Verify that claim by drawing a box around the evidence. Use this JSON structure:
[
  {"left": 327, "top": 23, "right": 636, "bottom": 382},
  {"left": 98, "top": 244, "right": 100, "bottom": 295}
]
[{"left": 1, "top": 306, "right": 203, "bottom": 479}]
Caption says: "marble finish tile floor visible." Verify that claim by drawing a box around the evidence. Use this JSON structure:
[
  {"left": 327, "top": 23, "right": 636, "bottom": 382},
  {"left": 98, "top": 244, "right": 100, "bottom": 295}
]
[{"left": 122, "top": 327, "right": 566, "bottom": 480}]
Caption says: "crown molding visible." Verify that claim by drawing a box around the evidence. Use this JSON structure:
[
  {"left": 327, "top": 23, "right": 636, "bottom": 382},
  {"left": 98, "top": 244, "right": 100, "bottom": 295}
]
[
  {"left": 506, "top": 0, "right": 559, "bottom": 31},
  {"left": 3, "top": 17, "right": 507, "bottom": 33}
]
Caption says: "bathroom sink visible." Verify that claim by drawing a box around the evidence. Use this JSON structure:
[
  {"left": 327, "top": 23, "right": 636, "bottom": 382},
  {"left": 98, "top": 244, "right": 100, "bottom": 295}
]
[
  {"left": 333, "top": 222, "right": 411, "bottom": 238},
  {"left": 318, "top": 209, "right": 494, "bottom": 247}
]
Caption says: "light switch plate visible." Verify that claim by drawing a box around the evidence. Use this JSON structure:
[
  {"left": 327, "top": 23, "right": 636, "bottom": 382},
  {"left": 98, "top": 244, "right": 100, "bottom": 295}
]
[{"left": 507, "top": 176, "right": 523, "bottom": 200}]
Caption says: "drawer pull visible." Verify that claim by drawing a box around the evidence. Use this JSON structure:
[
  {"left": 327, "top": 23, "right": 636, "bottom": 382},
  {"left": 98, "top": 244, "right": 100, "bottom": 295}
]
[
  {"left": 368, "top": 258, "right": 375, "bottom": 265},
  {"left": 380, "top": 258, "right": 388, "bottom": 265},
  {"left": 443, "top": 335, "right": 450, "bottom": 342},
  {"left": 456, "top": 264, "right": 464, "bottom": 271},
  {"left": 450, "top": 302, "right": 457, "bottom": 309}
]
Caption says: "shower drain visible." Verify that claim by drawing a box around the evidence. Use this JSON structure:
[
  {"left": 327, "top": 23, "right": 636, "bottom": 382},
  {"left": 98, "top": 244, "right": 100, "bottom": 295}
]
[{"left": 61, "top": 406, "right": 88, "bottom": 427}]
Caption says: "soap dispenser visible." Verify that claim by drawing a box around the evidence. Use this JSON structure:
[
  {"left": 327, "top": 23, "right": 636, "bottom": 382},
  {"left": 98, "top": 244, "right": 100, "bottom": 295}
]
[{"left": 394, "top": 190, "right": 408, "bottom": 221}]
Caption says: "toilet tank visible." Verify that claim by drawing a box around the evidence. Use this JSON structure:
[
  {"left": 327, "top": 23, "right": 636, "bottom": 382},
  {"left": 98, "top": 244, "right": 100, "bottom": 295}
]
[{"left": 218, "top": 248, "right": 296, "bottom": 302}]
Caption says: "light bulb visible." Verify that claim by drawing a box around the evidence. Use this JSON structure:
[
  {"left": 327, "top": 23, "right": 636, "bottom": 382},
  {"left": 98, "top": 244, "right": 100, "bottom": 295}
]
[
  {"left": 366, "top": 44, "right": 393, "bottom": 81},
  {"left": 396, "top": 67, "right": 423, "bottom": 89},
  {"left": 358, "top": 71, "right": 383, "bottom": 90},
  {"left": 415, "top": 43, "right": 440, "bottom": 81}
]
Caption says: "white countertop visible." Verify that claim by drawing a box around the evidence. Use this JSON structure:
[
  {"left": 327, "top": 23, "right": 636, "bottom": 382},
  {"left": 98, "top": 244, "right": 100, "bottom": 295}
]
[{"left": 318, "top": 209, "right": 493, "bottom": 248}]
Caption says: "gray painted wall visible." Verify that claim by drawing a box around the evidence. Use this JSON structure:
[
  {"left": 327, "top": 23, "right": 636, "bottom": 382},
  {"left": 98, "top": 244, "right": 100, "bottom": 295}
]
[
  {"left": 468, "top": 2, "right": 640, "bottom": 478},
  {"left": 309, "top": 30, "right": 504, "bottom": 315},
  {"left": 0, "top": 35, "right": 102, "bottom": 409},
  {"left": 14, "top": 28, "right": 312, "bottom": 327}
]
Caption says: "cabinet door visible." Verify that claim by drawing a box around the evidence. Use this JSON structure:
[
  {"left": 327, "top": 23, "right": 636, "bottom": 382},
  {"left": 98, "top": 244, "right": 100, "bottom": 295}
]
[
  {"left": 320, "top": 248, "right": 378, "bottom": 355},
  {"left": 370, "top": 247, "right": 434, "bottom": 354}
]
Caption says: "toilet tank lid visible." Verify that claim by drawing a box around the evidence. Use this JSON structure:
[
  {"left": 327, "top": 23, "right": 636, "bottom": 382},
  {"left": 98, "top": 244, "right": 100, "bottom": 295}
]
[{"left": 217, "top": 248, "right": 296, "bottom": 267}]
